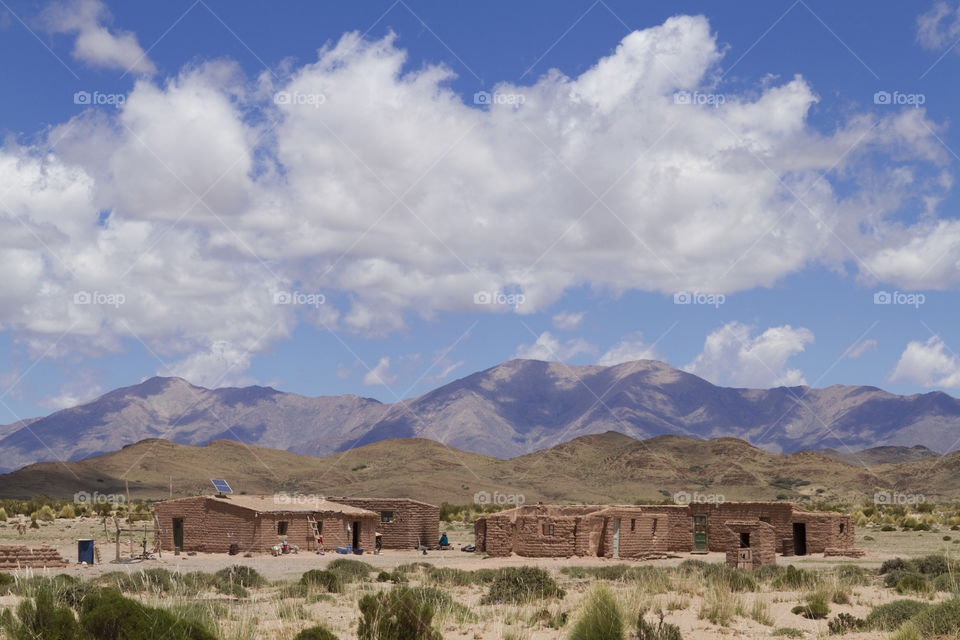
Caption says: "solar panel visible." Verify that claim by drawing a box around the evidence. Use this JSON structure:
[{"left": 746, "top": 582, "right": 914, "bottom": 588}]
[{"left": 210, "top": 479, "right": 232, "bottom": 494}]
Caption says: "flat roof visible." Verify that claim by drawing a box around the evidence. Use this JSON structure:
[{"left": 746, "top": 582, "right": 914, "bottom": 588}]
[{"left": 159, "top": 494, "right": 377, "bottom": 516}]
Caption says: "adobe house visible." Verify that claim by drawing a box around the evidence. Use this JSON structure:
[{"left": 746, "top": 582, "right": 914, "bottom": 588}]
[
  {"left": 474, "top": 501, "right": 855, "bottom": 562},
  {"left": 329, "top": 497, "right": 440, "bottom": 549},
  {"left": 153, "top": 495, "right": 378, "bottom": 554}
]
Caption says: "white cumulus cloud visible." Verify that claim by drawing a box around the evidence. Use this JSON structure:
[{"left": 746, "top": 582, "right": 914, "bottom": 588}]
[
  {"left": 552, "top": 311, "right": 586, "bottom": 330},
  {"left": 515, "top": 332, "right": 596, "bottom": 362},
  {"left": 684, "top": 322, "right": 814, "bottom": 388},
  {"left": 917, "top": 1, "right": 960, "bottom": 51},
  {"left": 597, "top": 332, "right": 660, "bottom": 366},
  {"left": 888, "top": 336, "right": 960, "bottom": 388},
  {"left": 363, "top": 357, "right": 398, "bottom": 386},
  {"left": 40, "top": 0, "right": 156, "bottom": 74}
]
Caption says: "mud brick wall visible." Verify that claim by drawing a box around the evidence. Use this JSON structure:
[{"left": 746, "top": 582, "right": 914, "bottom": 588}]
[
  {"left": 793, "top": 512, "right": 853, "bottom": 553},
  {"left": 0, "top": 544, "right": 67, "bottom": 569},
  {"left": 154, "top": 496, "right": 222, "bottom": 553},
  {"left": 331, "top": 498, "right": 440, "bottom": 549},
  {"left": 514, "top": 515, "right": 579, "bottom": 557},
  {"left": 639, "top": 506, "right": 696, "bottom": 552},
  {"left": 683, "top": 503, "right": 795, "bottom": 553},
  {"left": 481, "top": 514, "right": 519, "bottom": 557},
  {"left": 474, "top": 518, "right": 487, "bottom": 552},
  {"left": 724, "top": 521, "right": 776, "bottom": 569},
  {"left": 574, "top": 515, "right": 605, "bottom": 557}
]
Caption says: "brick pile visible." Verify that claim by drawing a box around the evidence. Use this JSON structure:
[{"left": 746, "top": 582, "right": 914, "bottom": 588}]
[{"left": 0, "top": 544, "right": 67, "bottom": 569}]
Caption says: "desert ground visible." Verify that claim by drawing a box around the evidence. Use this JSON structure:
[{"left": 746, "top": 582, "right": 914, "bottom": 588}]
[{"left": 1, "top": 516, "right": 957, "bottom": 639}]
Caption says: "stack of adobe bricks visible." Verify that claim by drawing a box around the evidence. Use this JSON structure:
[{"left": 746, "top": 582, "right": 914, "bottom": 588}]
[{"left": 0, "top": 544, "right": 67, "bottom": 569}]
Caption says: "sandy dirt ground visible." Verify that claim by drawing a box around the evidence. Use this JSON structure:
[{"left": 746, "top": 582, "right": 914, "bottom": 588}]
[{"left": 0, "top": 516, "right": 953, "bottom": 639}]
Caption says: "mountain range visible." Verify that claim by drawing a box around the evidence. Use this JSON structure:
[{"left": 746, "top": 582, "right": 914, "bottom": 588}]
[
  {"left": 2, "top": 432, "right": 958, "bottom": 504},
  {"left": 2, "top": 358, "right": 959, "bottom": 473}
]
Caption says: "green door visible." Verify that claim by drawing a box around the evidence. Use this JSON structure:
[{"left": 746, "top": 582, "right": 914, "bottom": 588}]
[
  {"left": 692, "top": 515, "right": 707, "bottom": 552},
  {"left": 173, "top": 518, "right": 184, "bottom": 551}
]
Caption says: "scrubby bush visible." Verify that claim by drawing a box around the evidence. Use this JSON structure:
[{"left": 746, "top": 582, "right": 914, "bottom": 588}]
[
  {"left": 895, "top": 574, "right": 933, "bottom": 595},
  {"left": 292, "top": 625, "right": 338, "bottom": 640},
  {"left": 791, "top": 594, "right": 829, "bottom": 619},
  {"left": 471, "top": 568, "right": 498, "bottom": 584},
  {"left": 300, "top": 570, "right": 345, "bottom": 594},
  {"left": 893, "top": 598, "right": 960, "bottom": 639},
  {"left": 213, "top": 565, "right": 266, "bottom": 589},
  {"left": 79, "top": 589, "right": 216, "bottom": 640},
  {"left": 1, "top": 587, "right": 79, "bottom": 640},
  {"left": 827, "top": 612, "right": 860, "bottom": 634},
  {"left": 37, "top": 505, "right": 56, "bottom": 522},
  {"left": 58, "top": 505, "right": 75, "bottom": 519},
  {"left": 568, "top": 584, "right": 623, "bottom": 640},
  {"left": 480, "top": 567, "right": 565, "bottom": 605},
  {"left": 636, "top": 609, "right": 683, "bottom": 640},
  {"left": 834, "top": 564, "right": 869, "bottom": 585},
  {"left": 376, "top": 570, "right": 407, "bottom": 584},
  {"left": 328, "top": 558, "right": 374, "bottom": 582},
  {"left": 933, "top": 573, "right": 959, "bottom": 592},
  {"left": 881, "top": 524, "right": 896, "bottom": 531},
  {"left": 861, "top": 599, "right": 929, "bottom": 631},
  {"left": 772, "top": 565, "right": 819, "bottom": 590},
  {"left": 0, "top": 507, "right": 8, "bottom": 521},
  {"left": 427, "top": 567, "right": 473, "bottom": 586},
  {"left": 357, "top": 586, "right": 442, "bottom": 640}
]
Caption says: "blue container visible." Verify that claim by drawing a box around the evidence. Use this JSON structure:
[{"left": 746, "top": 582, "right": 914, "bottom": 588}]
[{"left": 77, "top": 539, "right": 94, "bottom": 564}]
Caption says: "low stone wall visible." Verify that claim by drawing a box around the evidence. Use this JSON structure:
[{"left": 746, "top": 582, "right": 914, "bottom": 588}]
[{"left": 0, "top": 544, "right": 67, "bottom": 569}]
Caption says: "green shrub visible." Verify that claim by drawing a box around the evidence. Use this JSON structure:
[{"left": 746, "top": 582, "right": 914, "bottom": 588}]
[
  {"left": 395, "top": 562, "right": 433, "bottom": 574},
  {"left": 933, "top": 573, "right": 959, "bottom": 592},
  {"left": 791, "top": 595, "right": 829, "bottom": 619},
  {"left": 0, "top": 507, "right": 8, "bottom": 521},
  {"left": 300, "top": 570, "right": 345, "bottom": 594},
  {"left": 357, "top": 586, "right": 442, "bottom": 640},
  {"left": 480, "top": 567, "right": 565, "bottom": 605},
  {"left": 636, "top": 609, "right": 683, "bottom": 640},
  {"left": 771, "top": 628, "right": 804, "bottom": 637},
  {"left": 470, "top": 568, "right": 498, "bottom": 584},
  {"left": 327, "top": 558, "right": 374, "bottom": 582},
  {"left": 1, "top": 587, "right": 79, "bottom": 640},
  {"left": 827, "top": 612, "right": 861, "bottom": 634},
  {"left": 214, "top": 581, "right": 248, "bottom": 599},
  {"left": 883, "top": 569, "right": 921, "bottom": 589},
  {"left": 213, "top": 565, "right": 266, "bottom": 589},
  {"left": 79, "top": 589, "right": 216, "bottom": 640},
  {"left": 881, "top": 524, "right": 896, "bottom": 531},
  {"left": 893, "top": 598, "right": 960, "bottom": 639},
  {"left": 376, "top": 570, "right": 407, "bottom": 584},
  {"left": 37, "top": 505, "right": 56, "bottom": 522},
  {"left": 895, "top": 574, "right": 932, "bottom": 595},
  {"left": 568, "top": 584, "right": 623, "bottom": 640},
  {"left": 834, "top": 565, "right": 869, "bottom": 585},
  {"left": 58, "top": 505, "right": 76, "bottom": 519},
  {"left": 292, "top": 625, "right": 339, "bottom": 640},
  {"left": 913, "top": 554, "right": 951, "bottom": 576},
  {"left": 861, "top": 599, "right": 930, "bottom": 631}
]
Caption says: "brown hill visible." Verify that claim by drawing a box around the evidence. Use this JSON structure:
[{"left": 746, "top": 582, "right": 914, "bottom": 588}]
[{"left": 3, "top": 432, "right": 957, "bottom": 505}]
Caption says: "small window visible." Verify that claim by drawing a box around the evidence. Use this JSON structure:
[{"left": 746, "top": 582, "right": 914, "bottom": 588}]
[
  {"left": 652, "top": 518, "right": 658, "bottom": 535},
  {"left": 541, "top": 523, "right": 555, "bottom": 536},
  {"left": 630, "top": 519, "right": 636, "bottom": 532},
  {"left": 381, "top": 511, "right": 394, "bottom": 523},
  {"left": 839, "top": 523, "right": 845, "bottom": 534},
  {"left": 740, "top": 532, "right": 750, "bottom": 548},
  {"left": 277, "top": 521, "right": 288, "bottom": 536}
]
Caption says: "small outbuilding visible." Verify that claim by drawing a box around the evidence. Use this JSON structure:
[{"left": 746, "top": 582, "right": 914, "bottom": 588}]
[
  {"left": 153, "top": 495, "right": 378, "bottom": 554},
  {"left": 724, "top": 520, "right": 777, "bottom": 569},
  {"left": 329, "top": 497, "right": 440, "bottom": 549}
]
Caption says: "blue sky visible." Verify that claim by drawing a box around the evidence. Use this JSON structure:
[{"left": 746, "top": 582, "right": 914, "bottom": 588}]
[{"left": 1, "top": 0, "right": 960, "bottom": 421}]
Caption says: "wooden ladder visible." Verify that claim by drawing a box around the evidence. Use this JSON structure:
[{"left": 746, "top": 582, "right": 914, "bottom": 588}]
[{"left": 307, "top": 516, "right": 320, "bottom": 551}]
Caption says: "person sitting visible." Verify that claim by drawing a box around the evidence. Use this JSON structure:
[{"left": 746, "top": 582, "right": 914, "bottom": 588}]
[{"left": 438, "top": 532, "right": 450, "bottom": 548}]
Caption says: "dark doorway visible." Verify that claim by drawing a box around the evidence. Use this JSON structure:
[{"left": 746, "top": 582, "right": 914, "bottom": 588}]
[
  {"left": 739, "top": 532, "right": 750, "bottom": 548},
  {"left": 792, "top": 522, "right": 807, "bottom": 556},
  {"left": 173, "top": 518, "right": 184, "bottom": 551},
  {"left": 692, "top": 515, "right": 708, "bottom": 552},
  {"left": 352, "top": 521, "right": 360, "bottom": 549}
]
